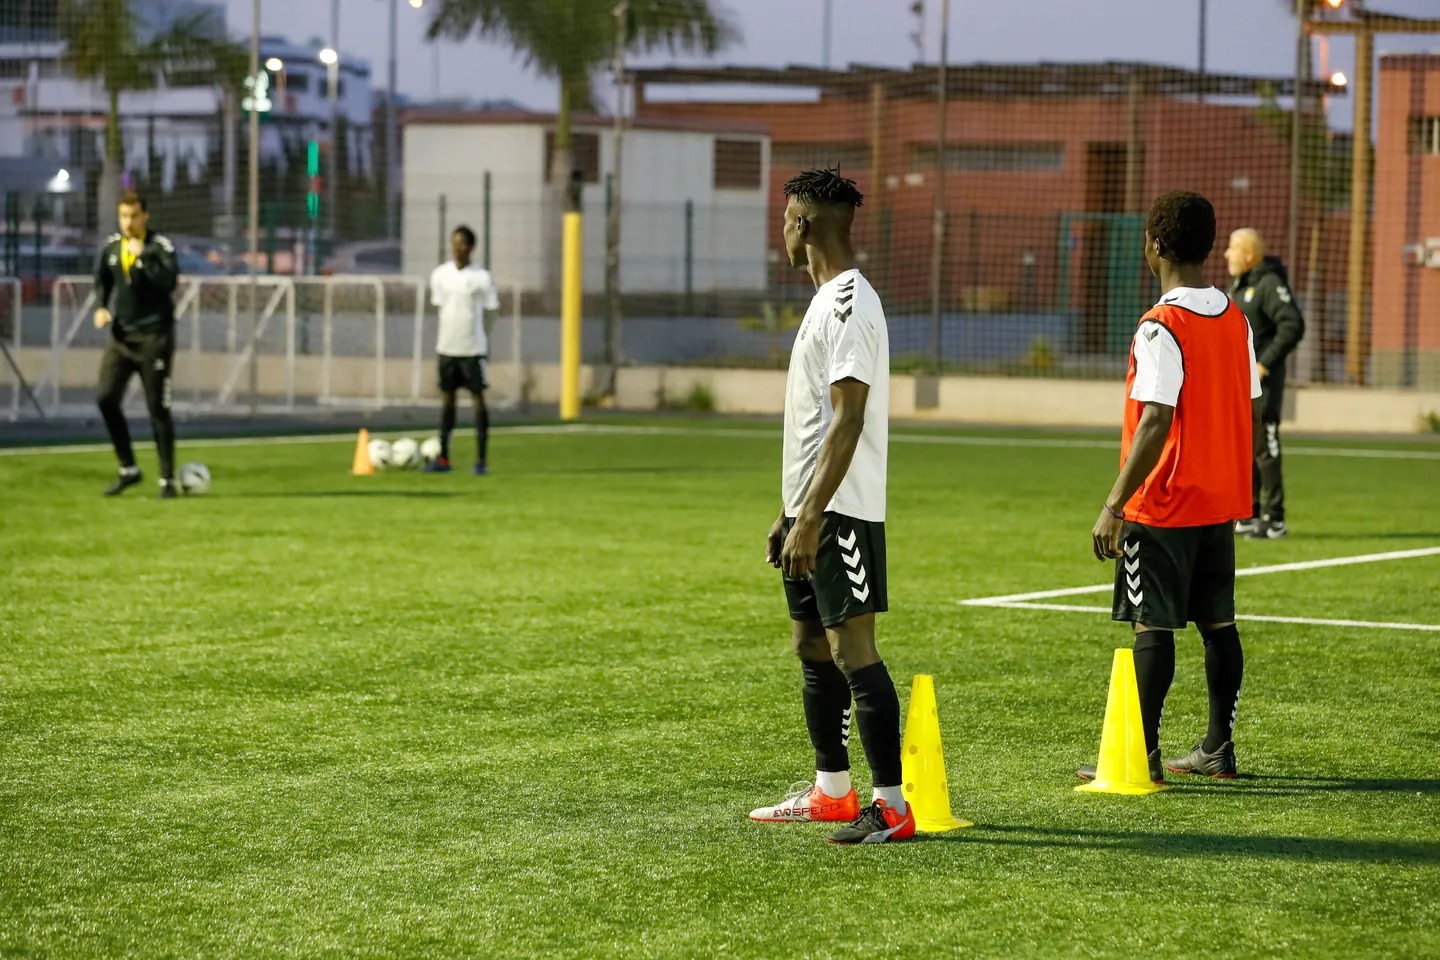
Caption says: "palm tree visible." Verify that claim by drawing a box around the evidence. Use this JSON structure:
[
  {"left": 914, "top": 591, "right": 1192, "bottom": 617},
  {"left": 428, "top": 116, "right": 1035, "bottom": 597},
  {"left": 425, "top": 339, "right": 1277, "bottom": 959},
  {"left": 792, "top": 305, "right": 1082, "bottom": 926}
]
[
  {"left": 59, "top": 1, "right": 246, "bottom": 231},
  {"left": 424, "top": 0, "right": 738, "bottom": 191}
]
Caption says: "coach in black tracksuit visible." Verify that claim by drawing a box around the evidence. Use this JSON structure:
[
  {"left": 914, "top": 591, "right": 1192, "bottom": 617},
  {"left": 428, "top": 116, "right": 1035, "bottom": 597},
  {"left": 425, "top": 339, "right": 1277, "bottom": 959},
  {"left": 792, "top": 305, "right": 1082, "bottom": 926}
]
[
  {"left": 94, "top": 191, "right": 181, "bottom": 498},
  {"left": 1225, "top": 230, "right": 1305, "bottom": 539}
]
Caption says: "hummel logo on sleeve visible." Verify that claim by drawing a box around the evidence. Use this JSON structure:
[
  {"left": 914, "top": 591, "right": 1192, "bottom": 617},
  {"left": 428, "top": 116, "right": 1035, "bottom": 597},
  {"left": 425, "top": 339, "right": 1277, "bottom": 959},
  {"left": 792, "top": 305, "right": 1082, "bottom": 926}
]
[{"left": 835, "top": 279, "right": 856, "bottom": 322}]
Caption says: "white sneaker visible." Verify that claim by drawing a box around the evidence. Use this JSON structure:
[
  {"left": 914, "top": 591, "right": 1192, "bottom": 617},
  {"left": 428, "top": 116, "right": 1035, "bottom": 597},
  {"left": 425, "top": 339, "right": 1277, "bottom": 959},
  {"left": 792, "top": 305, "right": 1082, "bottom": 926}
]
[{"left": 748, "top": 781, "right": 861, "bottom": 823}]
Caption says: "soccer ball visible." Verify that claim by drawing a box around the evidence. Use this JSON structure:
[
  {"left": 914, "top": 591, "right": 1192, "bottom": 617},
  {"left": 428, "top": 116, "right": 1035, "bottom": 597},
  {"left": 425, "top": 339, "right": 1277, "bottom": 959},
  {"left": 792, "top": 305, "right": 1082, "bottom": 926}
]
[
  {"left": 367, "top": 438, "right": 393, "bottom": 470},
  {"left": 419, "top": 436, "right": 443, "bottom": 465},
  {"left": 390, "top": 437, "right": 420, "bottom": 469},
  {"left": 178, "top": 461, "right": 211, "bottom": 495}
]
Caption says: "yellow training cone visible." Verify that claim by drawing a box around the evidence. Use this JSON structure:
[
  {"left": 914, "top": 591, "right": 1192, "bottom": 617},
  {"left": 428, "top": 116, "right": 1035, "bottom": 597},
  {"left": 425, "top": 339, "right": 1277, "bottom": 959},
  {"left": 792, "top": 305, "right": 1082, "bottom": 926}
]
[
  {"left": 1076, "top": 648, "right": 1168, "bottom": 796},
  {"left": 352, "top": 428, "right": 375, "bottom": 476},
  {"left": 901, "top": 674, "right": 973, "bottom": 831}
]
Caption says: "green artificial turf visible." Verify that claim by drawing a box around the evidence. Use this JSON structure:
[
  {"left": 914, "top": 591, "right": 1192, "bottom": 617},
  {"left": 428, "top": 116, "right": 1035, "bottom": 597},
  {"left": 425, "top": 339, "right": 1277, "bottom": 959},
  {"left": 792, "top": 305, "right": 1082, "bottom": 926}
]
[{"left": 1, "top": 420, "right": 1438, "bottom": 959}]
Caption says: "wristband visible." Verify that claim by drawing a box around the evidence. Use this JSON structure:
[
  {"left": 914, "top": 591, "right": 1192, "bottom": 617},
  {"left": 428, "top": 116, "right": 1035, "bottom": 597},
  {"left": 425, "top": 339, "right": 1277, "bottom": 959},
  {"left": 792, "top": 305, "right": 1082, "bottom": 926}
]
[{"left": 1103, "top": 503, "right": 1124, "bottom": 521}]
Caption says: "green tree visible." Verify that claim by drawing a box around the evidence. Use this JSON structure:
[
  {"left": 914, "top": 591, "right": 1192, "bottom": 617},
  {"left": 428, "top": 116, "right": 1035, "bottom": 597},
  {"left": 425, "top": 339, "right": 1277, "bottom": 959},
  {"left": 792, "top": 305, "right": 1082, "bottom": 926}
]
[{"left": 59, "top": 1, "right": 246, "bottom": 231}]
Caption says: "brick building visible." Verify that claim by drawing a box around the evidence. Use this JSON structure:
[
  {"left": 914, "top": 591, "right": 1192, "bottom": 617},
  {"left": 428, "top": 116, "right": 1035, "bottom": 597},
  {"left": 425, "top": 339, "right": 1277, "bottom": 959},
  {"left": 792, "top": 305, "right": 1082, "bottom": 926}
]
[
  {"left": 1372, "top": 54, "right": 1440, "bottom": 389},
  {"left": 636, "top": 63, "right": 1344, "bottom": 356}
]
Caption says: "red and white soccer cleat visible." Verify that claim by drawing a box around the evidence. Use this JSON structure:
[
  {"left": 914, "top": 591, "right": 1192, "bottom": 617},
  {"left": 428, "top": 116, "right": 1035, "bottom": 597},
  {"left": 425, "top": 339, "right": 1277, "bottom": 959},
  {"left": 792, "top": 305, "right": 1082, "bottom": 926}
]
[
  {"left": 828, "top": 798, "right": 917, "bottom": 844},
  {"left": 749, "top": 781, "right": 862, "bottom": 823}
]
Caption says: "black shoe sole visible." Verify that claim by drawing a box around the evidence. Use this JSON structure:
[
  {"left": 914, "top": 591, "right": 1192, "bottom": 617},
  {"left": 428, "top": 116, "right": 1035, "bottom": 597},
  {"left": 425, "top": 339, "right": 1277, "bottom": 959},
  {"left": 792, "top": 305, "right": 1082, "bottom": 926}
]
[{"left": 1163, "top": 766, "right": 1237, "bottom": 779}]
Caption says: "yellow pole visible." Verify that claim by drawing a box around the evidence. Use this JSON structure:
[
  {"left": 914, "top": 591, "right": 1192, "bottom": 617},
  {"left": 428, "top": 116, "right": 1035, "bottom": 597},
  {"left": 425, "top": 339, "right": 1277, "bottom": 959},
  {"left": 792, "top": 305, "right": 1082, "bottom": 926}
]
[{"left": 560, "top": 184, "right": 583, "bottom": 420}]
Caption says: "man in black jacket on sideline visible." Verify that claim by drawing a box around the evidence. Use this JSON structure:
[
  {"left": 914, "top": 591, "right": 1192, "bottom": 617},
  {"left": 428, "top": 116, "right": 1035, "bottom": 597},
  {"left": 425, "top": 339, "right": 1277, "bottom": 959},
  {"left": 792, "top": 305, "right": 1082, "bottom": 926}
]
[
  {"left": 1225, "top": 228, "right": 1305, "bottom": 540},
  {"left": 94, "top": 191, "right": 181, "bottom": 499}
]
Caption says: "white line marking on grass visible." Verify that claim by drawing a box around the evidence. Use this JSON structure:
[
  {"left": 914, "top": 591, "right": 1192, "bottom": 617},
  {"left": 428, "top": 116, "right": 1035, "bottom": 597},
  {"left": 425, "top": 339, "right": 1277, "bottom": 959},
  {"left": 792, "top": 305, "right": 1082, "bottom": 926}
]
[
  {"left": 3, "top": 422, "right": 1438, "bottom": 460},
  {"left": 974, "top": 600, "right": 1440, "bottom": 633},
  {"left": 962, "top": 546, "right": 1440, "bottom": 607}
]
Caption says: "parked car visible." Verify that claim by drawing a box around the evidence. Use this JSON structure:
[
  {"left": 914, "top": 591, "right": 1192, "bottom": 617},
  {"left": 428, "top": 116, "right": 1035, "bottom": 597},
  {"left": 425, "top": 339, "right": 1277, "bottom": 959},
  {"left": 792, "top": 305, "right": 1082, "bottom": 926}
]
[
  {"left": 321, "top": 241, "right": 401, "bottom": 276},
  {"left": 176, "top": 248, "right": 226, "bottom": 276}
]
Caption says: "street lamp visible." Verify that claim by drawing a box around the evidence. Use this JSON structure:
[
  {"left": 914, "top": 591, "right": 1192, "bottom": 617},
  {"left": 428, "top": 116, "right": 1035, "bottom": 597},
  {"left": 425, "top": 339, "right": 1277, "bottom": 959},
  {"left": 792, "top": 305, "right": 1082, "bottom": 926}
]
[
  {"left": 408, "top": 0, "right": 423, "bottom": 7},
  {"left": 320, "top": 45, "right": 339, "bottom": 264},
  {"left": 265, "top": 56, "right": 283, "bottom": 72},
  {"left": 1330, "top": 71, "right": 1348, "bottom": 87}
]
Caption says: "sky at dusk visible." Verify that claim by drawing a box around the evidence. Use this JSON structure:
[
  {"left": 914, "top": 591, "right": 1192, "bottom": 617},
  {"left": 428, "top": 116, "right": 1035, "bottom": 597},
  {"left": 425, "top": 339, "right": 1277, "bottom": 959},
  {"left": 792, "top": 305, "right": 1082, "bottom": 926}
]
[{"left": 221, "top": 0, "right": 1440, "bottom": 130}]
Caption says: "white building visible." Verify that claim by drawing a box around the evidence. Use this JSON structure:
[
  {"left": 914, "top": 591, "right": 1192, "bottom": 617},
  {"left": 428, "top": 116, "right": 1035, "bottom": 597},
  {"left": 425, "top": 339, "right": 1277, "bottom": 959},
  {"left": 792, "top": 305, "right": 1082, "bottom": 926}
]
[{"left": 401, "top": 111, "right": 771, "bottom": 294}]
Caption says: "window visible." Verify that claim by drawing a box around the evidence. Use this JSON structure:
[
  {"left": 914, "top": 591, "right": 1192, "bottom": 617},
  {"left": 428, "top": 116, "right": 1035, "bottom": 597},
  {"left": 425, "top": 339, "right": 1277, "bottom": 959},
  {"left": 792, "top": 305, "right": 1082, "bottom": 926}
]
[
  {"left": 910, "top": 142, "right": 1065, "bottom": 173},
  {"left": 1409, "top": 116, "right": 1440, "bottom": 155},
  {"left": 713, "top": 138, "right": 762, "bottom": 189},
  {"left": 771, "top": 143, "right": 872, "bottom": 175},
  {"left": 0, "top": 59, "right": 25, "bottom": 79},
  {"left": 285, "top": 73, "right": 311, "bottom": 93},
  {"left": 544, "top": 130, "right": 600, "bottom": 184}
]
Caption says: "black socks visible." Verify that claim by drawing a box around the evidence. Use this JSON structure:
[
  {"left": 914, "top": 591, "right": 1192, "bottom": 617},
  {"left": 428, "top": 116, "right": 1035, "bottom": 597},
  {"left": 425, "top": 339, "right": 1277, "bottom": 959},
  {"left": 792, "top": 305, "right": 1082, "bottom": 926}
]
[
  {"left": 845, "top": 661, "right": 902, "bottom": 788},
  {"left": 800, "top": 659, "right": 851, "bottom": 773},
  {"left": 1201, "top": 624, "right": 1244, "bottom": 752},
  {"left": 1133, "top": 629, "right": 1176, "bottom": 755}
]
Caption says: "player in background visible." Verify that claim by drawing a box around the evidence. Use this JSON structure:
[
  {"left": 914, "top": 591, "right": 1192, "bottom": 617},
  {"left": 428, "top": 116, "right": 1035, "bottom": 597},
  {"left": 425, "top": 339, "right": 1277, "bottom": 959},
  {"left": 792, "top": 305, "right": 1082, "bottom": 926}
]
[
  {"left": 94, "top": 191, "right": 181, "bottom": 499},
  {"left": 749, "top": 168, "right": 911, "bottom": 845},
  {"left": 1080, "top": 190, "right": 1262, "bottom": 784},
  {"left": 424, "top": 226, "right": 500, "bottom": 475},
  {"left": 1225, "top": 229, "right": 1305, "bottom": 540}
]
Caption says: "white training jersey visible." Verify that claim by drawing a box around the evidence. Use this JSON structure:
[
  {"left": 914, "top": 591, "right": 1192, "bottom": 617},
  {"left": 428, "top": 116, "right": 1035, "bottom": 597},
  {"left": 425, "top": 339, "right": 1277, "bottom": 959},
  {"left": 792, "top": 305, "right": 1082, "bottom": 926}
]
[
  {"left": 781, "top": 268, "right": 890, "bottom": 523},
  {"left": 431, "top": 261, "right": 500, "bottom": 358},
  {"left": 1130, "top": 286, "right": 1263, "bottom": 406}
]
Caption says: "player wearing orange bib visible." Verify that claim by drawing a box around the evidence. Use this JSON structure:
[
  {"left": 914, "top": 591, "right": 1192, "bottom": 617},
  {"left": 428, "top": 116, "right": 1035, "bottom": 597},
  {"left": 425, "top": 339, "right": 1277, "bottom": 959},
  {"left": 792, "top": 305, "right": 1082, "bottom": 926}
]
[{"left": 1080, "top": 190, "right": 1262, "bottom": 784}]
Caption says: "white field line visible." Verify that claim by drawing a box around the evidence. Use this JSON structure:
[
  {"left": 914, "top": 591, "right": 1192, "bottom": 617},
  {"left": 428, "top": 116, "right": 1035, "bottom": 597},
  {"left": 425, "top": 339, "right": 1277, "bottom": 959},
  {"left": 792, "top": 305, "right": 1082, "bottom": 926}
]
[
  {"left": 2, "top": 421, "right": 1438, "bottom": 459},
  {"left": 962, "top": 546, "right": 1440, "bottom": 606},
  {"left": 974, "top": 600, "right": 1440, "bottom": 633}
]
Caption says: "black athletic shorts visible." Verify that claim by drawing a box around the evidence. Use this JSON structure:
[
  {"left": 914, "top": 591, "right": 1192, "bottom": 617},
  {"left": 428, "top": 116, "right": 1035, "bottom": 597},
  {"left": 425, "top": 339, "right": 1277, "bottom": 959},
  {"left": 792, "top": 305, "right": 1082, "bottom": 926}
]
[
  {"left": 1112, "top": 521, "right": 1237, "bottom": 630},
  {"left": 437, "top": 354, "right": 487, "bottom": 394},
  {"left": 782, "top": 511, "right": 888, "bottom": 628}
]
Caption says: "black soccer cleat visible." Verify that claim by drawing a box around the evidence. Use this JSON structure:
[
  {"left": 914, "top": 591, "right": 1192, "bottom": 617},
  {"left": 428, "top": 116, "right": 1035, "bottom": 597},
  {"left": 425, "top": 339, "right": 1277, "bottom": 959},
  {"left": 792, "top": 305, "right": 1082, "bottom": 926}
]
[
  {"left": 1077, "top": 748, "right": 1164, "bottom": 786},
  {"left": 159, "top": 479, "right": 179, "bottom": 500},
  {"left": 1165, "top": 741, "right": 1238, "bottom": 779},
  {"left": 1247, "top": 520, "right": 1288, "bottom": 540},
  {"left": 104, "top": 468, "right": 143, "bottom": 497},
  {"left": 828, "top": 799, "right": 916, "bottom": 845}
]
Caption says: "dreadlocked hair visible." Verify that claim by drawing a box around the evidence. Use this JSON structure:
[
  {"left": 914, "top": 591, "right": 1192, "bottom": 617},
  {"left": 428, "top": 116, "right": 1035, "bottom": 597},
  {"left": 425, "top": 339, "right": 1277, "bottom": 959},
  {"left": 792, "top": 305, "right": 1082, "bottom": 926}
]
[{"left": 782, "top": 168, "right": 864, "bottom": 208}]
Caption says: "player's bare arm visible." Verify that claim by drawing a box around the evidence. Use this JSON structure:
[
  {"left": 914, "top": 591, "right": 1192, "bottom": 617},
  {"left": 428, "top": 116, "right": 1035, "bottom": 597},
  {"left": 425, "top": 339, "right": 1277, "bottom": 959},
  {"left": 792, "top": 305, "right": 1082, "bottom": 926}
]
[
  {"left": 781, "top": 377, "right": 869, "bottom": 579},
  {"left": 1092, "top": 401, "right": 1174, "bottom": 560}
]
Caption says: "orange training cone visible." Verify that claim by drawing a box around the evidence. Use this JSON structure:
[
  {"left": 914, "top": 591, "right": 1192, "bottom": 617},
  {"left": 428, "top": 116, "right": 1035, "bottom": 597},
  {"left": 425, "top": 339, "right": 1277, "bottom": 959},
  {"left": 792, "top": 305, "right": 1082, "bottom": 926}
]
[
  {"left": 352, "top": 428, "right": 375, "bottom": 476},
  {"left": 1076, "top": 648, "right": 1168, "bottom": 795},
  {"left": 901, "top": 674, "right": 973, "bottom": 831}
]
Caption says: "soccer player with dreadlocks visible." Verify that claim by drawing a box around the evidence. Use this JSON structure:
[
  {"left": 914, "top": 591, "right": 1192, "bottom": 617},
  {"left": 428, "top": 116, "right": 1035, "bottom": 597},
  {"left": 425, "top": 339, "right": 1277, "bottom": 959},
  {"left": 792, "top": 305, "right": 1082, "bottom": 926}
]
[{"left": 748, "top": 168, "right": 911, "bottom": 844}]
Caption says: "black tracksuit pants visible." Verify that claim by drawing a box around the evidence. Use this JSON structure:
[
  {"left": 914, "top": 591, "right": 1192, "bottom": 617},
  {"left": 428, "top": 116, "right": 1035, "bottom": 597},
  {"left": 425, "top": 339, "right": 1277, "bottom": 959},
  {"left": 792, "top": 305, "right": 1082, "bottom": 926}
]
[
  {"left": 1252, "top": 375, "right": 1285, "bottom": 523},
  {"left": 97, "top": 328, "right": 176, "bottom": 480}
]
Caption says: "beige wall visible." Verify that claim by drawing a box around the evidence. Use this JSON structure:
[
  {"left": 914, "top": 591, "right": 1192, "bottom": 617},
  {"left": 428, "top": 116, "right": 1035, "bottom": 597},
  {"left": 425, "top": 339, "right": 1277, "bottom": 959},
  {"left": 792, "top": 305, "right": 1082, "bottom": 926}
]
[{"left": 6, "top": 347, "right": 1439, "bottom": 434}]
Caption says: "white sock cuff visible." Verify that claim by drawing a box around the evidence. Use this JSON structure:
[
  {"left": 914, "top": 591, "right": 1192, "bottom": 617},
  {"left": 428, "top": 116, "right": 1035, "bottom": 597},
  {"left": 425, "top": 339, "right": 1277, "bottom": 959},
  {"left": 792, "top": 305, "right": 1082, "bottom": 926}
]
[{"left": 816, "top": 769, "right": 851, "bottom": 798}]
